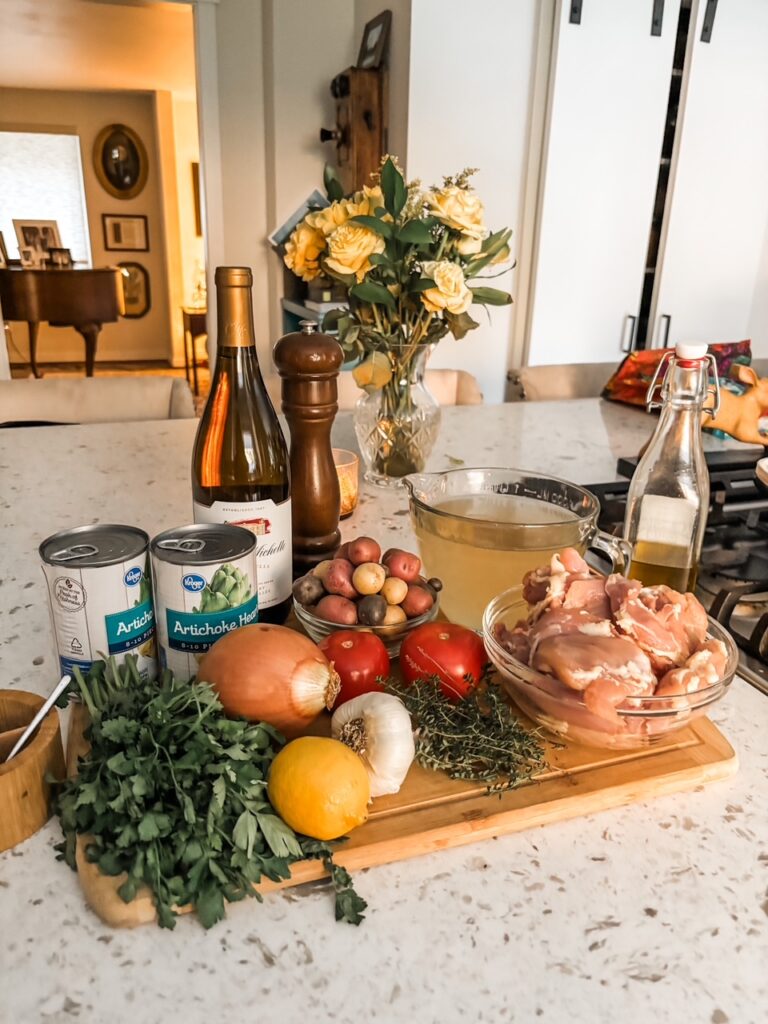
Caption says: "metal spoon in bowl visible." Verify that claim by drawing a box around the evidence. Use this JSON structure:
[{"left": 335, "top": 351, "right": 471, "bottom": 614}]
[{"left": 4, "top": 675, "right": 71, "bottom": 763}]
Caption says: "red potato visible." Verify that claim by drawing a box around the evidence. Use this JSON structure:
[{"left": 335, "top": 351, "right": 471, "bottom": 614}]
[
  {"left": 401, "top": 583, "right": 435, "bottom": 619},
  {"left": 335, "top": 541, "right": 352, "bottom": 560},
  {"left": 382, "top": 548, "right": 422, "bottom": 583},
  {"left": 315, "top": 594, "right": 358, "bottom": 625},
  {"left": 324, "top": 558, "right": 356, "bottom": 599},
  {"left": 347, "top": 536, "right": 382, "bottom": 566}
]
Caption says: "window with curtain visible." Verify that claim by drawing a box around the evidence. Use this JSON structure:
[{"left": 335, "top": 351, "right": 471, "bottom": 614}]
[{"left": 0, "top": 131, "right": 92, "bottom": 265}]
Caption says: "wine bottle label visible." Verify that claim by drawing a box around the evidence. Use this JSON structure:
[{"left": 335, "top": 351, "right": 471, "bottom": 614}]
[
  {"left": 636, "top": 495, "right": 696, "bottom": 547},
  {"left": 192, "top": 498, "right": 292, "bottom": 609}
]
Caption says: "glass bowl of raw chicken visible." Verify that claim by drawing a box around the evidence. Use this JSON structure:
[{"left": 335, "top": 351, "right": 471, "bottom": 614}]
[{"left": 482, "top": 548, "right": 738, "bottom": 750}]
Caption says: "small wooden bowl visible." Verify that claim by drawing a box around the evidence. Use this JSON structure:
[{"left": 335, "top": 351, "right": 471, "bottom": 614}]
[{"left": 0, "top": 689, "right": 65, "bottom": 852}]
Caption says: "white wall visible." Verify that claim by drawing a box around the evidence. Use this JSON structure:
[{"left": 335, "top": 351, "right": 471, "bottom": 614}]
[
  {"left": 197, "top": 0, "right": 356, "bottom": 387},
  {"left": 405, "top": 0, "right": 539, "bottom": 404}
]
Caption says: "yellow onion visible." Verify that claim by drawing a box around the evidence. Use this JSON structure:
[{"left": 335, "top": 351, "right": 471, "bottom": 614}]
[{"left": 197, "top": 624, "right": 340, "bottom": 736}]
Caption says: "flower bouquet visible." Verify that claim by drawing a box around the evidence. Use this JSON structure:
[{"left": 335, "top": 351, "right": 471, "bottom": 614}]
[{"left": 284, "top": 158, "right": 513, "bottom": 485}]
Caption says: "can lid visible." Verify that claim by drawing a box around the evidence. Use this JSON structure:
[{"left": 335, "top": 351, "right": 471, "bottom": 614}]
[
  {"left": 40, "top": 524, "right": 149, "bottom": 567},
  {"left": 675, "top": 342, "right": 708, "bottom": 360},
  {"left": 150, "top": 523, "right": 256, "bottom": 564}
]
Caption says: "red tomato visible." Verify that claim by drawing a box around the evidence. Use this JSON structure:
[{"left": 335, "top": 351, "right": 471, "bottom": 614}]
[
  {"left": 319, "top": 631, "right": 390, "bottom": 708},
  {"left": 399, "top": 622, "right": 487, "bottom": 700}
]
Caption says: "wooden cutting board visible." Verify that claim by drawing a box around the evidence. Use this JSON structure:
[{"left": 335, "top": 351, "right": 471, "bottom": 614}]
[{"left": 71, "top": 710, "right": 736, "bottom": 927}]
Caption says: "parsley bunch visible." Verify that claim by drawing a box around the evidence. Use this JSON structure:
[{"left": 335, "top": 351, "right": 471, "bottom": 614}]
[{"left": 56, "top": 657, "right": 366, "bottom": 929}]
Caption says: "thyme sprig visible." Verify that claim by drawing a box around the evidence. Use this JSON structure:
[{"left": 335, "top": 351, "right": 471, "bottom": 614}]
[{"left": 386, "top": 676, "right": 547, "bottom": 794}]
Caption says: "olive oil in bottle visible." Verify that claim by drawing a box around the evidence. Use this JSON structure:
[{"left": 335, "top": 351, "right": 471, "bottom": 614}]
[
  {"left": 623, "top": 342, "right": 719, "bottom": 591},
  {"left": 192, "top": 267, "right": 292, "bottom": 623}
]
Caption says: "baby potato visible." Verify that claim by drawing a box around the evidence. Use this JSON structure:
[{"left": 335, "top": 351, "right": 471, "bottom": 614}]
[
  {"left": 347, "top": 536, "right": 382, "bottom": 566},
  {"left": 352, "top": 561, "right": 386, "bottom": 595},
  {"left": 324, "top": 558, "right": 356, "bottom": 599},
  {"left": 292, "top": 574, "right": 325, "bottom": 606},
  {"left": 313, "top": 559, "right": 334, "bottom": 583},
  {"left": 382, "top": 548, "right": 422, "bottom": 582},
  {"left": 357, "top": 594, "right": 387, "bottom": 626},
  {"left": 401, "top": 583, "right": 435, "bottom": 619},
  {"left": 380, "top": 576, "right": 408, "bottom": 606},
  {"left": 382, "top": 604, "right": 407, "bottom": 625},
  {"left": 315, "top": 594, "right": 358, "bottom": 625},
  {"left": 335, "top": 541, "right": 352, "bottom": 560}
]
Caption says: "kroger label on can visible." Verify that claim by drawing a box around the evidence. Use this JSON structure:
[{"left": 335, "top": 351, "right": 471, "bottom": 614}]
[
  {"left": 151, "top": 524, "right": 258, "bottom": 680},
  {"left": 40, "top": 525, "right": 157, "bottom": 681}
]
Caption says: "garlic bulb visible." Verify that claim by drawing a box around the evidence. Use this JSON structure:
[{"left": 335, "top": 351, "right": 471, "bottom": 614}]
[{"left": 331, "top": 693, "right": 415, "bottom": 797}]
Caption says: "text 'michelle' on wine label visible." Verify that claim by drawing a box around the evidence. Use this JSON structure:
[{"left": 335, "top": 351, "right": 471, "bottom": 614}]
[{"left": 192, "top": 497, "right": 293, "bottom": 610}]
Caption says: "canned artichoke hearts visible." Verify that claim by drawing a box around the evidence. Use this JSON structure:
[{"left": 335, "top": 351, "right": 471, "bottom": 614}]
[
  {"left": 39, "top": 524, "right": 157, "bottom": 681},
  {"left": 151, "top": 524, "right": 259, "bottom": 680}
]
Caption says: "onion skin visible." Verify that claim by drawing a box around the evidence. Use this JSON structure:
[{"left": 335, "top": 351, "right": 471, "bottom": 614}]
[{"left": 197, "top": 623, "right": 339, "bottom": 736}]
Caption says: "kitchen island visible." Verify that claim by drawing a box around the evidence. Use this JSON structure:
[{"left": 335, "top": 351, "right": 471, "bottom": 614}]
[{"left": 0, "top": 400, "right": 766, "bottom": 1024}]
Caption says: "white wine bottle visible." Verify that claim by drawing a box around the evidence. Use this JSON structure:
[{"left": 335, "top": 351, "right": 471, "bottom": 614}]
[{"left": 192, "top": 266, "right": 292, "bottom": 623}]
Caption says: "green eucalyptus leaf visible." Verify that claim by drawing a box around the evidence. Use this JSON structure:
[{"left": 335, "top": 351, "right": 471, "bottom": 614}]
[
  {"left": 350, "top": 281, "right": 396, "bottom": 308},
  {"left": 445, "top": 310, "right": 480, "bottom": 340},
  {"left": 323, "top": 163, "right": 345, "bottom": 202},
  {"left": 397, "top": 220, "right": 433, "bottom": 244},
  {"left": 381, "top": 157, "right": 406, "bottom": 217},
  {"left": 349, "top": 215, "right": 393, "bottom": 239},
  {"left": 470, "top": 286, "right": 512, "bottom": 307},
  {"left": 408, "top": 277, "right": 437, "bottom": 294}
]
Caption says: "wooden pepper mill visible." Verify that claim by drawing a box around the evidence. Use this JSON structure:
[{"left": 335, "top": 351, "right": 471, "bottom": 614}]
[{"left": 273, "top": 320, "right": 344, "bottom": 575}]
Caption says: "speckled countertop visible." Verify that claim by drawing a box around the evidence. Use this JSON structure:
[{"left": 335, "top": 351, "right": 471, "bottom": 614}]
[{"left": 0, "top": 402, "right": 766, "bottom": 1024}]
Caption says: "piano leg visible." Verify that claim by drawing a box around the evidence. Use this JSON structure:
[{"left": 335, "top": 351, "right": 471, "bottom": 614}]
[
  {"left": 27, "top": 321, "right": 41, "bottom": 378},
  {"left": 74, "top": 322, "right": 102, "bottom": 377}
]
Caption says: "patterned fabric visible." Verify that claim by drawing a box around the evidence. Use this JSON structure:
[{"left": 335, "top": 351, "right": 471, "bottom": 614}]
[{"left": 601, "top": 341, "right": 752, "bottom": 407}]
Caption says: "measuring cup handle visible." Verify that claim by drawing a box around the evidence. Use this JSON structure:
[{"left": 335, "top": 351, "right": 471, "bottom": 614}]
[{"left": 589, "top": 531, "right": 632, "bottom": 576}]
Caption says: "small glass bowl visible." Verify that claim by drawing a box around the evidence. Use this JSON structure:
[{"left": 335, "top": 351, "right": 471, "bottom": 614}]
[
  {"left": 293, "top": 585, "right": 439, "bottom": 657},
  {"left": 482, "top": 585, "right": 738, "bottom": 750}
]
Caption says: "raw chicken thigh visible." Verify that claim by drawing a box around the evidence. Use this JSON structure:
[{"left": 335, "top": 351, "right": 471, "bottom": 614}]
[{"left": 493, "top": 549, "right": 724, "bottom": 732}]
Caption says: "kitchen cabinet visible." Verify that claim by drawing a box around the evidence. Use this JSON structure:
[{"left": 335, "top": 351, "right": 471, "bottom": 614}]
[
  {"left": 650, "top": 0, "right": 768, "bottom": 355},
  {"left": 527, "top": 0, "right": 680, "bottom": 366},
  {"left": 525, "top": 0, "right": 768, "bottom": 366}
]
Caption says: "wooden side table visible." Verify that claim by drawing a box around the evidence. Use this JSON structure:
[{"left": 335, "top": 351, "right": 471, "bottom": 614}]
[{"left": 181, "top": 307, "right": 207, "bottom": 395}]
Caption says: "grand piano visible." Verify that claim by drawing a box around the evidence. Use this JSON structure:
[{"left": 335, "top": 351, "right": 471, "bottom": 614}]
[{"left": 0, "top": 267, "right": 125, "bottom": 377}]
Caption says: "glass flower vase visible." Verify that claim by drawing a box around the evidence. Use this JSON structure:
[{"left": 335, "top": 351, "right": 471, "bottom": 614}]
[{"left": 353, "top": 346, "right": 441, "bottom": 487}]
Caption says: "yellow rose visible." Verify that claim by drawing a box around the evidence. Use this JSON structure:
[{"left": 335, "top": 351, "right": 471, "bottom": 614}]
[
  {"left": 456, "top": 234, "right": 483, "bottom": 256},
  {"left": 427, "top": 186, "right": 489, "bottom": 244},
  {"left": 307, "top": 186, "right": 386, "bottom": 238},
  {"left": 284, "top": 221, "right": 325, "bottom": 282},
  {"left": 420, "top": 260, "right": 472, "bottom": 315},
  {"left": 307, "top": 203, "right": 349, "bottom": 238},
  {"left": 325, "top": 222, "right": 385, "bottom": 281}
]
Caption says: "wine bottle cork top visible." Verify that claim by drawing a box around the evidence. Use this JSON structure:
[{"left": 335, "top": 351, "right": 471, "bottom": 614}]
[
  {"left": 675, "top": 342, "right": 707, "bottom": 360},
  {"left": 215, "top": 266, "right": 252, "bottom": 286}
]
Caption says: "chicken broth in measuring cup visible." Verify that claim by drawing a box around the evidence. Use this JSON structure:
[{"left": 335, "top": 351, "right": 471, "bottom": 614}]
[{"left": 405, "top": 469, "right": 628, "bottom": 629}]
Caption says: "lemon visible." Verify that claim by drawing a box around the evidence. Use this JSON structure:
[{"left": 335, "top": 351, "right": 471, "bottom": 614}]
[{"left": 268, "top": 736, "right": 370, "bottom": 841}]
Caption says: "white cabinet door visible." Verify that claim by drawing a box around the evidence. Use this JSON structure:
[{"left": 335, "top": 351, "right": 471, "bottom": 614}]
[
  {"left": 527, "top": 0, "right": 679, "bottom": 366},
  {"left": 652, "top": 0, "right": 768, "bottom": 355}
]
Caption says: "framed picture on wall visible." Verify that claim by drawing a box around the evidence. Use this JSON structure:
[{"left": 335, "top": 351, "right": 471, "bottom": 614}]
[
  {"left": 13, "top": 219, "right": 62, "bottom": 265},
  {"left": 0, "top": 231, "right": 8, "bottom": 268},
  {"left": 102, "top": 214, "right": 149, "bottom": 252},
  {"left": 357, "top": 10, "right": 392, "bottom": 69},
  {"left": 118, "top": 261, "right": 151, "bottom": 318},
  {"left": 93, "top": 123, "right": 148, "bottom": 200}
]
